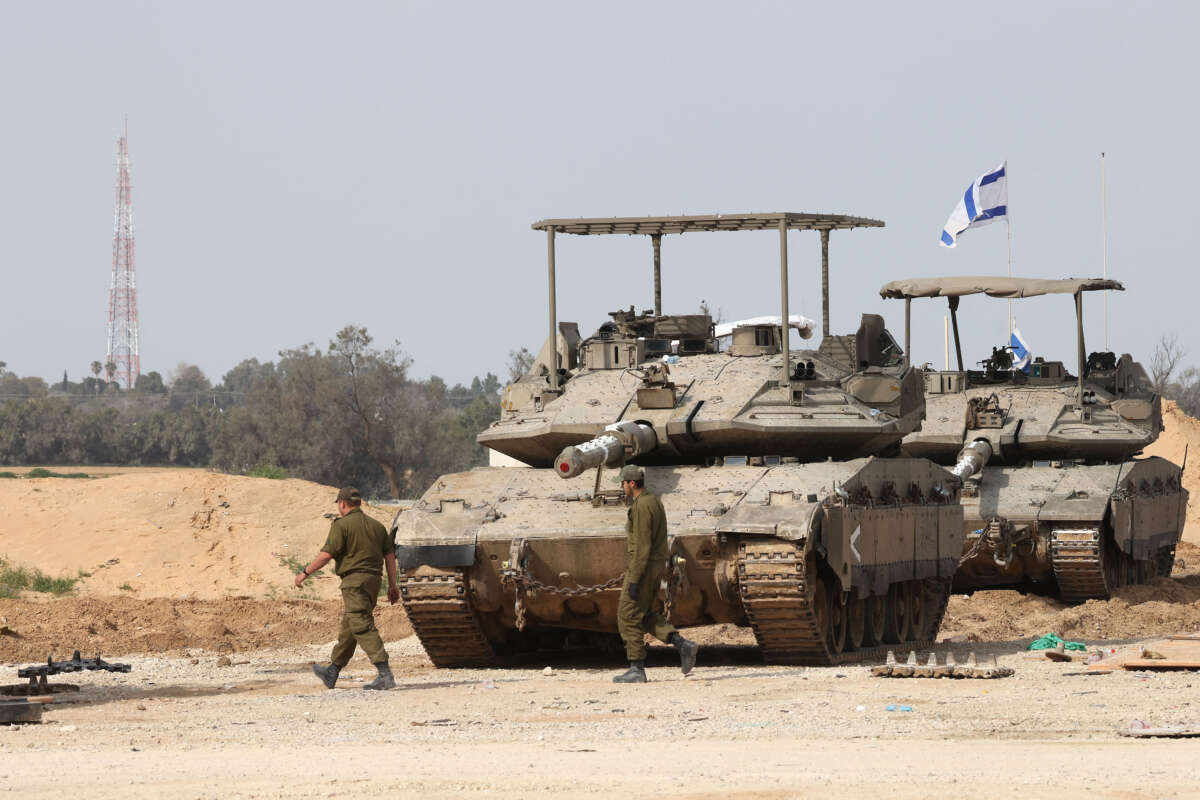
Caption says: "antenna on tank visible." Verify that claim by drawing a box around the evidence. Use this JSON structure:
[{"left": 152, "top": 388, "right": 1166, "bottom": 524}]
[{"left": 1101, "top": 152, "right": 1110, "bottom": 351}]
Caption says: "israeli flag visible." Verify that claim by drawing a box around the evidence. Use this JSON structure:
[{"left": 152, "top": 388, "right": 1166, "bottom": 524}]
[
  {"left": 940, "top": 163, "right": 1008, "bottom": 247},
  {"left": 1010, "top": 326, "right": 1031, "bottom": 373}
]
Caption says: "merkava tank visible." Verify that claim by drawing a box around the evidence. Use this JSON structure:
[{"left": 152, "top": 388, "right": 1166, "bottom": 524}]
[
  {"left": 880, "top": 276, "right": 1187, "bottom": 601},
  {"left": 395, "top": 213, "right": 964, "bottom": 668}
]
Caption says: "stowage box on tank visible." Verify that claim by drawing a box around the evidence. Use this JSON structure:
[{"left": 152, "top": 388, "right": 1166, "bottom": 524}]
[
  {"left": 881, "top": 276, "right": 1187, "bottom": 602},
  {"left": 395, "top": 214, "right": 966, "bottom": 667}
]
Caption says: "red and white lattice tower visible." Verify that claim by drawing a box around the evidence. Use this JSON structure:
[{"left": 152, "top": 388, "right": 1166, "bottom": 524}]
[{"left": 105, "top": 122, "right": 140, "bottom": 388}]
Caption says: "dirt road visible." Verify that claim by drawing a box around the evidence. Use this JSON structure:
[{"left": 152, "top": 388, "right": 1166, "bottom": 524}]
[{"left": 4, "top": 636, "right": 1200, "bottom": 799}]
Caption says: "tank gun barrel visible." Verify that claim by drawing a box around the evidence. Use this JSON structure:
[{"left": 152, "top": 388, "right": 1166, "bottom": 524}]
[
  {"left": 554, "top": 421, "right": 657, "bottom": 479},
  {"left": 951, "top": 439, "right": 993, "bottom": 482}
]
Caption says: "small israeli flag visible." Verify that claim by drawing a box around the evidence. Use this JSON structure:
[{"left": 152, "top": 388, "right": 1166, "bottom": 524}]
[
  {"left": 940, "top": 162, "right": 1008, "bottom": 247},
  {"left": 1010, "top": 326, "right": 1031, "bottom": 373}
]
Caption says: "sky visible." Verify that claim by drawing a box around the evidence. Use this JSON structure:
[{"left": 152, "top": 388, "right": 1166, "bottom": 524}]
[{"left": 1, "top": 1, "right": 1197, "bottom": 387}]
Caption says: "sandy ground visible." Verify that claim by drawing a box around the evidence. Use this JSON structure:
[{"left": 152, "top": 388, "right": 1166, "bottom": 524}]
[
  {"left": 2, "top": 403, "right": 1200, "bottom": 797},
  {"left": 4, "top": 638, "right": 1200, "bottom": 799}
]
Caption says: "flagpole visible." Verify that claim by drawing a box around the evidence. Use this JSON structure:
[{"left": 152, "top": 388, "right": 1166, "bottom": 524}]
[
  {"left": 1006, "top": 159, "right": 1013, "bottom": 338},
  {"left": 1101, "top": 152, "right": 1109, "bottom": 351}
]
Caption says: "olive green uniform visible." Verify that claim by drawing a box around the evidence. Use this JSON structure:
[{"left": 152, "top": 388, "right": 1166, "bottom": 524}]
[
  {"left": 617, "top": 491, "right": 678, "bottom": 661},
  {"left": 322, "top": 508, "right": 393, "bottom": 667}
]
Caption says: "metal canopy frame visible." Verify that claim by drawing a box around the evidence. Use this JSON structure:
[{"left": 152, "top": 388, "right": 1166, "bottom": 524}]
[
  {"left": 881, "top": 275, "right": 1125, "bottom": 408},
  {"left": 532, "top": 213, "right": 885, "bottom": 389}
]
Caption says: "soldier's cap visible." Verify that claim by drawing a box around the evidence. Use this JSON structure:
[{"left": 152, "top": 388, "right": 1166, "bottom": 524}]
[
  {"left": 619, "top": 465, "right": 644, "bottom": 482},
  {"left": 335, "top": 486, "right": 362, "bottom": 504}
]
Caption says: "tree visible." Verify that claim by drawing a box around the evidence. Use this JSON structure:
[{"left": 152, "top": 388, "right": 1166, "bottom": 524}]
[
  {"left": 327, "top": 326, "right": 414, "bottom": 499},
  {"left": 168, "top": 363, "right": 212, "bottom": 408},
  {"left": 507, "top": 347, "right": 534, "bottom": 383},
  {"left": 104, "top": 361, "right": 116, "bottom": 383},
  {"left": 90, "top": 361, "right": 102, "bottom": 378},
  {"left": 134, "top": 371, "right": 167, "bottom": 394},
  {"left": 1151, "top": 333, "right": 1185, "bottom": 394}
]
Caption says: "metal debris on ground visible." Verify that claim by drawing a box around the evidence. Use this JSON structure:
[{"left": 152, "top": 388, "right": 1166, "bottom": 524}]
[
  {"left": 17, "top": 651, "right": 132, "bottom": 693},
  {"left": 870, "top": 650, "right": 1013, "bottom": 679}
]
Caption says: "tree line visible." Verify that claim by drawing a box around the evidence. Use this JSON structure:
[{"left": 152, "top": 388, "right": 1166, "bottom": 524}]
[{"left": 0, "top": 329, "right": 516, "bottom": 499}]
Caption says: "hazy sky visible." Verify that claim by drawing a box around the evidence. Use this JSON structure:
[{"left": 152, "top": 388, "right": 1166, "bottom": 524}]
[{"left": 2, "top": 1, "right": 1197, "bottom": 387}]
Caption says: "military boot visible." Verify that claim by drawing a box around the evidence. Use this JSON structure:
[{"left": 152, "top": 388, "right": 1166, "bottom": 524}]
[
  {"left": 363, "top": 662, "right": 396, "bottom": 691},
  {"left": 312, "top": 662, "right": 340, "bottom": 690},
  {"left": 669, "top": 632, "right": 699, "bottom": 675},
  {"left": 612, "top": 661, "right": 647, "bottom": 683}
]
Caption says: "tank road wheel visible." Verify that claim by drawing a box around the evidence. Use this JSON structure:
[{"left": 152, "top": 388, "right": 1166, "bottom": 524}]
[
  {"left": 846, "top": 597, "right": 866, "bottom": 652},
  {"left": 906, "top": 581, "right": 926, "bottom": 641},
  {"left": 1135, "top": 558, "right": 1156, "bottom": 584},
  {"left": 865, "top": 594, "right": 887, "bottom": 646},
  {"left": 1103, "top": 547, "right": 1123, "bottom": 593},
  {"left": 883, "top": 582, "right": 911, "bottom": 644},
  {"left": 811, "top": 579, "right": 831, "bottom": 648},
  {"left": 825, "top": 583, "right": 848, "bottom": 656},
  {"left": 1157, "top": 547, "right": 1177, "bottom": 578}
]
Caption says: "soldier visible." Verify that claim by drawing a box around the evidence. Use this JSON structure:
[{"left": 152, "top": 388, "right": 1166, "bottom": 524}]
[
  {"left": 296, "top": 486, "right": 400, "bottom": 690},
  {"left": 613, "top": 464, "right": 699, "bottom": 684}
]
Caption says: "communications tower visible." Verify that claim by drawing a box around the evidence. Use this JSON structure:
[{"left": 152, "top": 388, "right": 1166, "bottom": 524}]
[{"left": 105, "top": 122, "right": 140, "bottom": 388}]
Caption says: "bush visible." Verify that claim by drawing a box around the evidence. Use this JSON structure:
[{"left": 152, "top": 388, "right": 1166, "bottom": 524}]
[
  {"left": 248, "top": 464, "right": 289, "bottom": 480},
  {"left": 24, "top": 468, "right": 89, "bottom": 479},
  {"left": 0, "top": 471, "right": 17, "bottom": 478},
  {"left": 0, "top": 557, "right": 79, "bottom": 597}
]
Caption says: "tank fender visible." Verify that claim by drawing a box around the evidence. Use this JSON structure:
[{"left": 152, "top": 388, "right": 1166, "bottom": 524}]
[
  {"left": 1110, "top": 463, "right": 1189, "bottom": 560},
  {"left": 395, "top": 543, "right": 476, "bottom": 569},
  {"left": 816, "top": 506, "right": 850, "bottom": 596}
]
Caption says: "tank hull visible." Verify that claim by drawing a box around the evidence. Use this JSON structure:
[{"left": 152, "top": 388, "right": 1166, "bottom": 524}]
[
  {"left": 395, "top": 458, "right": 964, "bottom": 666},
  {"left": 952, "top": 457, "right": 1186, "bottom": 600}
]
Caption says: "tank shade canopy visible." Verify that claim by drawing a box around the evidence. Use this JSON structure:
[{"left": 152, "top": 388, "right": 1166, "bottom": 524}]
[
  {"left": 534, "top": 212, "right": 885, "bottom": 390},
  {"left": 532, "top": 213, "right": 884, "bottom": 236},
  {"left": 879, "top": 276, "right": 1124, "bottom": 300}
]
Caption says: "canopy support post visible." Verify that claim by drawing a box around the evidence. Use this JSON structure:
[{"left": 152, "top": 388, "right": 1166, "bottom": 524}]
[
  {"left": 820, "top": 229, "right": 830, "bottom": 339},
  {"left": 904, "top": 298, "right": 911, "bottom": 370},
  {"left": 547, "top": 227, "right": 559, "bottom": 392},
  {"left": 948, "top": 296, "right": 964, "bottom": 372},
  {"left": 1075, "top": 291, "right": 1086, "bottom": 409},
  {"left": 779, "top": 219, "right": 791, "bottom": 387},
  {"left": 651, "top": 234, "right": 662, "bottom": 316}
]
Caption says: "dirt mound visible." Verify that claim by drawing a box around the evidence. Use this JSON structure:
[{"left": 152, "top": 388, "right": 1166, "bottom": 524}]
[
  {"left": 0, "top": 467, "right": 396, "bottom": 601},
  {"left": 943, "top": 542, "right": 1200, "bottom": 642},
  {"left": 0, "top": 596, "right": 412, "bottom": 662}
]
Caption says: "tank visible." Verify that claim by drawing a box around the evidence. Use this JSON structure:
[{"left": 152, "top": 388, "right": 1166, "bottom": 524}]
[
  {"left": 881, "top": 276, "right": 1187, "bottom": 602},
  {"left": 393, "top": 213, "right": 965, "bottom": 668}
]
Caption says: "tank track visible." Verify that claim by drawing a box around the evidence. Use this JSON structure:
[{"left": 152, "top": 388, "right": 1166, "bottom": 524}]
[
  {"left": 1050, "top": 525, "right": 1166, "bottom": 602},
  {"left": 398, "top": 567, "right": 496, "bottom": 667},
  {"left": 1049, "top": 526, "right": 1108, "bottom": 602},
  {"left": 736, "top": 539, "right": 942, "bottom": 666}
]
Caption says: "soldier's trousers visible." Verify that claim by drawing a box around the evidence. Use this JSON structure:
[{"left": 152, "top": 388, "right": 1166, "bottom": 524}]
[
  {"left": 616, "top": 562, "right": 677, "bottom": 662},
  {"left": 331, "top": 571, "right": 388, "bottom": 667}
]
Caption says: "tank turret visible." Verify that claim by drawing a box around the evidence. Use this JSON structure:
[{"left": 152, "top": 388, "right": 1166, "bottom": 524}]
[
  {"left": 392, "top": 214, "right": 965, "bottom": 669},
  {"left": 881, "top": 276, "right": 1186, "bottom": 602}
]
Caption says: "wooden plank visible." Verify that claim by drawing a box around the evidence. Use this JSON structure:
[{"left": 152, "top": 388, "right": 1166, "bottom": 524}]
[
  {"left": 1120, "top": 728, "right": 1200, "bottom": 738},
  {"left": 1119, "top": 659, "right": 1200, "bottom": 670}
]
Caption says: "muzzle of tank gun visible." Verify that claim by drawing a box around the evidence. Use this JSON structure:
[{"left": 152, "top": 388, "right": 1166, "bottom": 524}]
[
  {"left": 950, "top": 439, "right": 993, "bottom": 482},
  {"left": 553, "top": 421, "right": 657, "bottom": 479}
]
